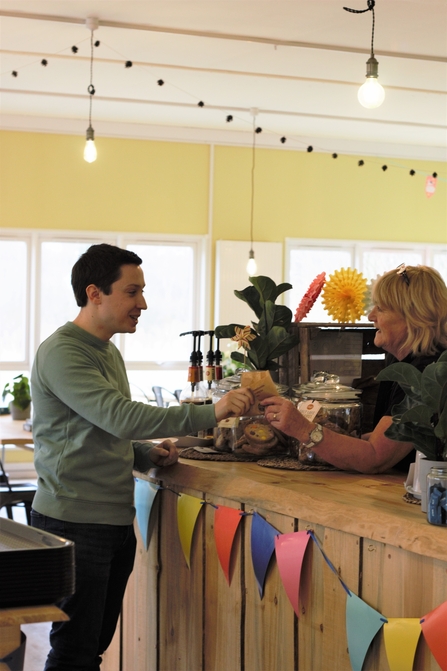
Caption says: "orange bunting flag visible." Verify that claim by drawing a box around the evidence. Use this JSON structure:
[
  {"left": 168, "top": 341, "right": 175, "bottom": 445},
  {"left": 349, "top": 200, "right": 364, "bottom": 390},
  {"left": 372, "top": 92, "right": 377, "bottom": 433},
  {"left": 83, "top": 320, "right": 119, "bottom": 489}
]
[
  {"left": 213, "top": 505, "right": 243, "bottom": 584},
  {"left": 274, "top": 531, "right": 311, "bottom": 617},
  {"left": 177, "top": 493, "right": 204, "bottom": 568},
  {"left": 420, "top": 600, "right": 447, "bottom": 671},
  {"left": 383, "top": 618, "right": 421, "bottom": 671}
]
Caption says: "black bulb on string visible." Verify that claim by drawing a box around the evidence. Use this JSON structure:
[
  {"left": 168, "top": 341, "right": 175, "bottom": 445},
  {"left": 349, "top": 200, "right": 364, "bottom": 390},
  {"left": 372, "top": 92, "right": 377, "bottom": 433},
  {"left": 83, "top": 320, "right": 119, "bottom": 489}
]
[
  {"left": 157, "top": 79, "right": 164, "bottom": 86},
  {"left": 332, "top": 153, "right": 338, "bottom": 159},
  {"left": 125, "top": 61, "right": 132, "bottom": 68},
  {"left": 94, "top": 40, "right": 100, "bottom": 47},
  {"left": 358, "top": 160, "right": 364, "bottom": 166},
  {"left": 198, "top": 101, "right": 205, "bottom": 107},
  {"left": 280, "top": 137, "right": 286, "bottom": 144},
  {"left": 255, "top": 127, "right": 262, "bottom": 134},
  {"left": 307, "top": 146, "right": 313, "bottom": 152},
  {"left": 409, "top": 170, "right": 415, "bottom": 176},
  {"left": 41, "top": 59, "right": 48, "bottom": 66},
  {"left": 11, "top": 71, "right": 18, "bottom": 77},
  {"left": 87, "top": 84, "right": 95, "bottom": 95},
  {"left": 71, "top": 46, "right": 78, "bottom": 53},
  {"left": 432, "top": 172, "right": 438, "bottom": 178},
  {"left": 226, "top": 115, "right": 233, "bottom": 122},
  {"left": 382, "top": 165, "right": 388, "bottom": 171}
]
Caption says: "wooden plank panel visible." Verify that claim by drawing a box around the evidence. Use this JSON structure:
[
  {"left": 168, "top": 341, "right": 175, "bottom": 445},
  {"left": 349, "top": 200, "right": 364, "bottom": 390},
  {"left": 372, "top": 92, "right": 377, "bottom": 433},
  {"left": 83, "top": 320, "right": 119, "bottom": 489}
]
[
  {"left": 362, "top": 539, "right": 446, "bottom": 671},
  {"left": 203, "top": 494, "right": 244, "bottom": 671},
  {"left": 244, "top": 508, "right": 296, "bottom": 671},
  {"left": 298, "top": 521, "right": 360, "bottom": 671},
  {"left": 158, "top": 485, "right": 204, "bottom": 671}
]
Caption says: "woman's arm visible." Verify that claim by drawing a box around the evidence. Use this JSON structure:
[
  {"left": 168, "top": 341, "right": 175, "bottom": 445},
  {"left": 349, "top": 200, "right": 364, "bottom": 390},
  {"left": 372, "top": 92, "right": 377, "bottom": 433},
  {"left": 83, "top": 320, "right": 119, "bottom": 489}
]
[{"left": 261, "top": 397, "right": 414, "bottom": 474}]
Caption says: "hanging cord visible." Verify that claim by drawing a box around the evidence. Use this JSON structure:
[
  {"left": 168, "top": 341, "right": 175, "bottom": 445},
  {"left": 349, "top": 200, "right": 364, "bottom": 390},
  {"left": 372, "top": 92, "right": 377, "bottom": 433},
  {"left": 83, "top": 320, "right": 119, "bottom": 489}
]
[
  {"left": 343, "top": 0, "right": 375, "bottom": 57},
  {"left": 87, "top": 30, "right": 96, "bottom": 127},
  {"left": 249, "top": 114, "right": 256, "bottom": 251}
]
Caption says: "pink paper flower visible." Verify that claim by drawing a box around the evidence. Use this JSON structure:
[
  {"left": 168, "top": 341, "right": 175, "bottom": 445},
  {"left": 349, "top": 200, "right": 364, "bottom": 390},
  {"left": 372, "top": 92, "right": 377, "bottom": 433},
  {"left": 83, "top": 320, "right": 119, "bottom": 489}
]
[{"left": 294, "top": 272, "right": 326, "bottom": 322}]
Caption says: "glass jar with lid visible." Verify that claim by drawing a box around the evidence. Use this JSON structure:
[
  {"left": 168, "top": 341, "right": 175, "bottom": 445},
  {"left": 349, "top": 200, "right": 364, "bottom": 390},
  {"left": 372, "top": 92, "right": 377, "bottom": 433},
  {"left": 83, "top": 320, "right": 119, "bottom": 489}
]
[
  {"left": 212, "top": 374, "right": 290, "bottom": 454},
  {"left": 291, "top": 372, "right": 362, "bottom": 465},
  {"left": 427, "top": 467, "right": 447, "bottom": 526}
]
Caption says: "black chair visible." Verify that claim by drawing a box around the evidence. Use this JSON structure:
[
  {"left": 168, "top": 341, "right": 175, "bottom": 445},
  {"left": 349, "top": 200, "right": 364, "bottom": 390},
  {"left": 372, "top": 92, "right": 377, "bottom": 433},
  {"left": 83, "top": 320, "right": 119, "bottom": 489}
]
[
  {"left": 152, "top": 386, "right": 181, "bottom": 408},
  {"left": 0, "top": 460, "right": 36, "bottom": 524}
]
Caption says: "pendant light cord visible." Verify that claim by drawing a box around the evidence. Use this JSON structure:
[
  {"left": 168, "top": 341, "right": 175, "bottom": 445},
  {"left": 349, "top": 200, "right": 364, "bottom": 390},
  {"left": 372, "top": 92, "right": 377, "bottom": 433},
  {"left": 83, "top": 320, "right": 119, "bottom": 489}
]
[
  {"left": 87, "top": 30, "right": 95, "bottom": 127},
  {"left": 343, "top": 0, "right": 375, "bottom": 57},
  {"left": 249, "top": 114, "right": 256, "bottom": 251}
]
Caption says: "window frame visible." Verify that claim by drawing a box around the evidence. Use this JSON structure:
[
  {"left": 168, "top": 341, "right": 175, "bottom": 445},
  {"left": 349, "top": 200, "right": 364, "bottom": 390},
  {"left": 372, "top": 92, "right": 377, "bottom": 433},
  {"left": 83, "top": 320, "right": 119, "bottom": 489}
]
[{"left": 0, "top": 228, "right": 208, "bottom": 376}]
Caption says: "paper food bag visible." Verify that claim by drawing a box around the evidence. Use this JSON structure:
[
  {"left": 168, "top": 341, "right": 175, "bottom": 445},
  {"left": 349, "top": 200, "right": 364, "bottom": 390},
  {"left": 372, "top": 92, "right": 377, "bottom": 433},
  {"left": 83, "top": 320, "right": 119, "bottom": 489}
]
[{"left": 241, "top": 370, "right": 278, "bottom": 416}]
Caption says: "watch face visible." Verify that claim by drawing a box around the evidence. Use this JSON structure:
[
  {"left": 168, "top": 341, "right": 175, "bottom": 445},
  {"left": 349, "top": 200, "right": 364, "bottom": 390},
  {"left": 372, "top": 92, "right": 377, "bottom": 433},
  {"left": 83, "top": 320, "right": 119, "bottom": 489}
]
[{"left": 310, "top": 424, "right": 323, "bottom": 443}]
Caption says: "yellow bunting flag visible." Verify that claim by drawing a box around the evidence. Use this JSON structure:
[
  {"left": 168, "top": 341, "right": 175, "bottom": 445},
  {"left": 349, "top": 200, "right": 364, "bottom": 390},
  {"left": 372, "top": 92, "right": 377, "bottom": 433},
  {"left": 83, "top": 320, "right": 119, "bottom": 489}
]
[
  {"left": 383, "top": 618, "right": 421, "bottom": 671},
  {"left": 177, "top": 493, "right": 204, "bottom": 568}
]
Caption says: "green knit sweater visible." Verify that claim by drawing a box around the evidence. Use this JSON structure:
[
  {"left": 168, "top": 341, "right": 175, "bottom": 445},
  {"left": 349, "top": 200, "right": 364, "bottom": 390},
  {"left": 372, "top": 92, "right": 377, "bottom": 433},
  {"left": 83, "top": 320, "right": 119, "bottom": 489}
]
[{"left": 31, "top": 322, "right": 216, "bottom": 525}]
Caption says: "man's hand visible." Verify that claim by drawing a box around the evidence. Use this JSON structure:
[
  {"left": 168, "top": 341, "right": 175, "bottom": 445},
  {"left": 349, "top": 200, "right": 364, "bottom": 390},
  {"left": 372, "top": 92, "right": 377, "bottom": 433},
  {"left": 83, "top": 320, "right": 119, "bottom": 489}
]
[
  {"left": 214, "top": 387, "right": 255, "bottom": 422},
  {"left": 149, "top": 439, "right": 179, "bottom": 467}
]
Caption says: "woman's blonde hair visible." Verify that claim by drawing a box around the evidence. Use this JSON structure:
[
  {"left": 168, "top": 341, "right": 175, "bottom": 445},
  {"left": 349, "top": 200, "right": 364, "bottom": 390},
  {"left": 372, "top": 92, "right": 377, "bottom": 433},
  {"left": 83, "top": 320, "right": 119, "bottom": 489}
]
[{"left": 372, "top": 265, "right": 447, "bottom": 355}]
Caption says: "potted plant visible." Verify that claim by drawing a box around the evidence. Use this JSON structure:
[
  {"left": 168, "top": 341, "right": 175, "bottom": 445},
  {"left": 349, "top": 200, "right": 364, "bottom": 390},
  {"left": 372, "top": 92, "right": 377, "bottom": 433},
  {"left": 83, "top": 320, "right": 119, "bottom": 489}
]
[
  {"left": 2, "top": 374, "right": 32, "bottom": 420},
  {"left": 376, "top": 352, "right": 447, "bottom": 511},
  {"left": 215, "top": 276, "right": 300, "bottom": 372}
]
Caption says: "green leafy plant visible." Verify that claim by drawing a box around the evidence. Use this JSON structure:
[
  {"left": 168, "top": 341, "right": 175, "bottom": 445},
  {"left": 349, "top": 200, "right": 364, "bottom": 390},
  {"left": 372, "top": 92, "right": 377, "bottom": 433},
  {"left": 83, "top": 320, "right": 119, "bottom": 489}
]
[
  {"left": 2, "top": 374, "right": 32, "bottom": 410},
  {"left": 376, "top": 351, "right": 447, "bottom": 461},
  {"left": 215, "top": 276, "right": 300, "bottom": 371}
]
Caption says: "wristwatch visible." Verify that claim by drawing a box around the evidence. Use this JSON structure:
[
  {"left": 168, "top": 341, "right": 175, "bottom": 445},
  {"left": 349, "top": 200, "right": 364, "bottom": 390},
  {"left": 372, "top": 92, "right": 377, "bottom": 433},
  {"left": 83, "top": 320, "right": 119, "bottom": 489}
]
[{"left": 300, "top": 423, "right": 324, "bottom": 449}]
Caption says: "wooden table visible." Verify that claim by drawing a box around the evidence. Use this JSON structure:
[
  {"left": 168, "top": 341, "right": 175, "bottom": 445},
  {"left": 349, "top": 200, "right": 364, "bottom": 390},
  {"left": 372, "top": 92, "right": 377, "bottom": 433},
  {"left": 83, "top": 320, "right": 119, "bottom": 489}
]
[
  {"left": 0, "top": 604, "right": 68, "bottom": 669},
  {"left": 0, "top": 417, "right": 33, "bottom": 464}
]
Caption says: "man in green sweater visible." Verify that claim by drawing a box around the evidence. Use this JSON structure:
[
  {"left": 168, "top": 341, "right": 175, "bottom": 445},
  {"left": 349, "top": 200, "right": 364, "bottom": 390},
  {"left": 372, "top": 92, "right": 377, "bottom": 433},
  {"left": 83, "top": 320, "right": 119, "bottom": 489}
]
[{"left": 31, "top": 243, "right": 253, "bottom": 671}]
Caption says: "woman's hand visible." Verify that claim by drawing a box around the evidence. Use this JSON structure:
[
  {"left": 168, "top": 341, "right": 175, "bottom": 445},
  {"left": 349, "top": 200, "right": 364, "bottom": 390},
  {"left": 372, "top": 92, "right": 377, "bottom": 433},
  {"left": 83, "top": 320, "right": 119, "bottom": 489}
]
[
  {"left": 214, "top": 387, "right": 255, "bottom": 422},
  {"left": 261, "top": 395, "right": 312, "bottom": 440},
  {"left": 149, "top": 439, "right": 179, "bottom": 467}
]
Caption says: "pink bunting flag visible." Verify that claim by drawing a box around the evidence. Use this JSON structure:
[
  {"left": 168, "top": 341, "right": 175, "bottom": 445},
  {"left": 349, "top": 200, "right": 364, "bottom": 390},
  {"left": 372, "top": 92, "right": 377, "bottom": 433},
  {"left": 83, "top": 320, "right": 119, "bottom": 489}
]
[
  {"left": 420, "top": 600, "right": 447, "bottom": 671},
  {"left": 214, "top": 505, "right": 243, "bottom": 584},
  {"left": 274, "top": 531, "right": 311, "bottom": 617},
  {"left": 346, "top": 592, "right": 387, "bottom": 671}
]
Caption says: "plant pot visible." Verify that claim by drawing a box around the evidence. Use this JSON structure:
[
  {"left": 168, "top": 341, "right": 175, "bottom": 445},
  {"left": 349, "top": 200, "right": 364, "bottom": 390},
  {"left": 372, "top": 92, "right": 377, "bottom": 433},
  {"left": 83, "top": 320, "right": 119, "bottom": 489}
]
[{"left": 9, "top": 402, "right": 31, "bottom": 421}]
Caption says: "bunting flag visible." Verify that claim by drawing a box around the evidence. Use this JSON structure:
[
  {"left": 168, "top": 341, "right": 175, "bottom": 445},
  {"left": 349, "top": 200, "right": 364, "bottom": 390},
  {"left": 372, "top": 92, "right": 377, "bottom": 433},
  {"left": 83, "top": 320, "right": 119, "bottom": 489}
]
[
  {"left": 177, "top": 493, "right": 204, "bottom": 568},
  {"left": 250, "top": 512, "right": 279, "bottom": 599},
  {"left": 383, "top": 618, "right": 421, "bottom": 671},
  {"left": 346, "top": 592, "right": 387, "bottom": 671},
  {"left": 134, "top": 478, "right": 160, "bottom": 550},
  {"left": 213, "top": 505, "right": 244, "bottom": 584},
  {"left": 274, "top": 531, "right": 311, "bottom": 617},
  {"left": 420, "top": 600, "right": 447, "bottom": 671}
]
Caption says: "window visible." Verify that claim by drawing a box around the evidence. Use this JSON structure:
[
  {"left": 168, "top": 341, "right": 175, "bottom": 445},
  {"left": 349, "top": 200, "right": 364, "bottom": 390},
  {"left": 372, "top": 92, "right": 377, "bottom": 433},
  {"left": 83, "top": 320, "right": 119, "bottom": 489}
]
[
  {"left": 0, "top": 230, "right": 207, "bottom": 404},
  {"left": 285, "top": 238, "right": 447, "bottom": 322}
]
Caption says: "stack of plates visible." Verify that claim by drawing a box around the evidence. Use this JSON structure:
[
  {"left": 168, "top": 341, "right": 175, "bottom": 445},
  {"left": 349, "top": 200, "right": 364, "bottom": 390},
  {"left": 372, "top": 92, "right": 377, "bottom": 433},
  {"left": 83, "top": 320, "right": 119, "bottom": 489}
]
[{"left": 0, "top": 518, "right": 75, "bottom": 609}]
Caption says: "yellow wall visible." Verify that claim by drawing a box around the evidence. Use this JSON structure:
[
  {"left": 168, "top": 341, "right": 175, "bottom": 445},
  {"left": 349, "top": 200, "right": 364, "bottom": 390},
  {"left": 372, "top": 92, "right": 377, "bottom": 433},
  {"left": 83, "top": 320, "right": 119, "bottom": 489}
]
[{"left": 1, "top": 129, "right": 446, "bottom": 244}]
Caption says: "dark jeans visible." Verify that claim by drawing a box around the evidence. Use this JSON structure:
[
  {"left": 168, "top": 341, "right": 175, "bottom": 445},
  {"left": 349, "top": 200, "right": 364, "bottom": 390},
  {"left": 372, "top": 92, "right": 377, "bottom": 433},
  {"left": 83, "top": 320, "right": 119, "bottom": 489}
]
[{"left": 31, "top": 510, "right": 136, "bottom": 671}]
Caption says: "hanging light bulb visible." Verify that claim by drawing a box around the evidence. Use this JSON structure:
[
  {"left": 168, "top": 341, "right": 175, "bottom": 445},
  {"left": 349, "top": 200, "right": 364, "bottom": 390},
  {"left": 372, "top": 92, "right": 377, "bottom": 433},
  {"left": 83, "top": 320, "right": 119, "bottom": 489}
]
[
  {"left": 246, "top": 108, "right": 259, "bottom": 276},
  {"left": 357, "top": 56, "right": 385, "bottom": 108},
  {"left": 247, "top": 249, "right": 257, "bottom": 275},
  {"left": 83, "top": 17, "right": 99, "bottom": 163},
  {"left": 344, "top": 1, "right": 385, "bottom": 109},
  {"left": 84, "top": 126, "right": 97, "bottom": 163}
]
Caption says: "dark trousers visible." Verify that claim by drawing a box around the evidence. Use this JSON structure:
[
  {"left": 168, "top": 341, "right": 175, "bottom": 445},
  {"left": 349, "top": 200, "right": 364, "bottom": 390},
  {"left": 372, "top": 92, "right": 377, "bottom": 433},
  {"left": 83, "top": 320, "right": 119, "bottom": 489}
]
[{"left": 31, "top": 510, "right": 136, "bottom": 671}]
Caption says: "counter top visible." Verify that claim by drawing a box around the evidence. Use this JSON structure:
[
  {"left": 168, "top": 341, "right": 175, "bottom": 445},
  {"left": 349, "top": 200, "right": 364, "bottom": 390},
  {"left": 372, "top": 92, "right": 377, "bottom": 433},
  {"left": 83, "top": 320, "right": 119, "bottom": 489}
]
[{"left": 145, "top": 456, "right": 447, "bottom": 562}]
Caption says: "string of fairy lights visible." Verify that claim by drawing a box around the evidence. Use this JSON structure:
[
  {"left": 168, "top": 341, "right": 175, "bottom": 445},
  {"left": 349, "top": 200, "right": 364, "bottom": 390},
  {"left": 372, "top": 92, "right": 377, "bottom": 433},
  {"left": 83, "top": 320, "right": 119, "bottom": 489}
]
[{"left": 2, "top": 17, "right": 445, "bottom": 190}]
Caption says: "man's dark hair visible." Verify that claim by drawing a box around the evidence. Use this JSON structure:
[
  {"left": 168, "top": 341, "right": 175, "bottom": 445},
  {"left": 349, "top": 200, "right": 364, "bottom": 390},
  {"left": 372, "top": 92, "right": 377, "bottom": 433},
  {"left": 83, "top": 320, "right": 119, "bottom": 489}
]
[{"left": 71, "top": 244, "right": 143, "bottom": 307}]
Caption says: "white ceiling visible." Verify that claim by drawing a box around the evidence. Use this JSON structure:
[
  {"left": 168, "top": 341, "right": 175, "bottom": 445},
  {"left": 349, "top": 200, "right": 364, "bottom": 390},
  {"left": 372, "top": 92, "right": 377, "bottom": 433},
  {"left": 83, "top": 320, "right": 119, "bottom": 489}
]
[{"left": 0, "top": 0, "right": 446, "bottom": 160}]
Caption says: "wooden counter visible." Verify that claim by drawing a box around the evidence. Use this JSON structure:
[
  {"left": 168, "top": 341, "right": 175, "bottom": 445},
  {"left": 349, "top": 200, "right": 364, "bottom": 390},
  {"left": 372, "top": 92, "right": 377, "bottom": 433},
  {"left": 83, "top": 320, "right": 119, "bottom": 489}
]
[{"left": 113, "top": 458, "right": 447, "bottom": 671}]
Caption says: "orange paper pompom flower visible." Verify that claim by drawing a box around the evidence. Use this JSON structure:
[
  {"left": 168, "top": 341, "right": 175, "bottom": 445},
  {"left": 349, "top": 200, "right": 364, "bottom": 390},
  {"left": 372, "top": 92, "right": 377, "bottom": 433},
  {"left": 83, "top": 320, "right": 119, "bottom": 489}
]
[
  {"left": 294, "top": 272, "right": 326, "bottom": 322},
  {"left": 321, "top": 268, "right": 367, "bottom": 323}
]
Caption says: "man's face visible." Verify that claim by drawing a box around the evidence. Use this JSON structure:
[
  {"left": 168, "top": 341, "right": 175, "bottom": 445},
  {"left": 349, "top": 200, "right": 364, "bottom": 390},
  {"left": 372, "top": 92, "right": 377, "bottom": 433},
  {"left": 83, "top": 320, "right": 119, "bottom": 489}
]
[{"left": 97, "top": 264, "right": 147, "bottom": 340}]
